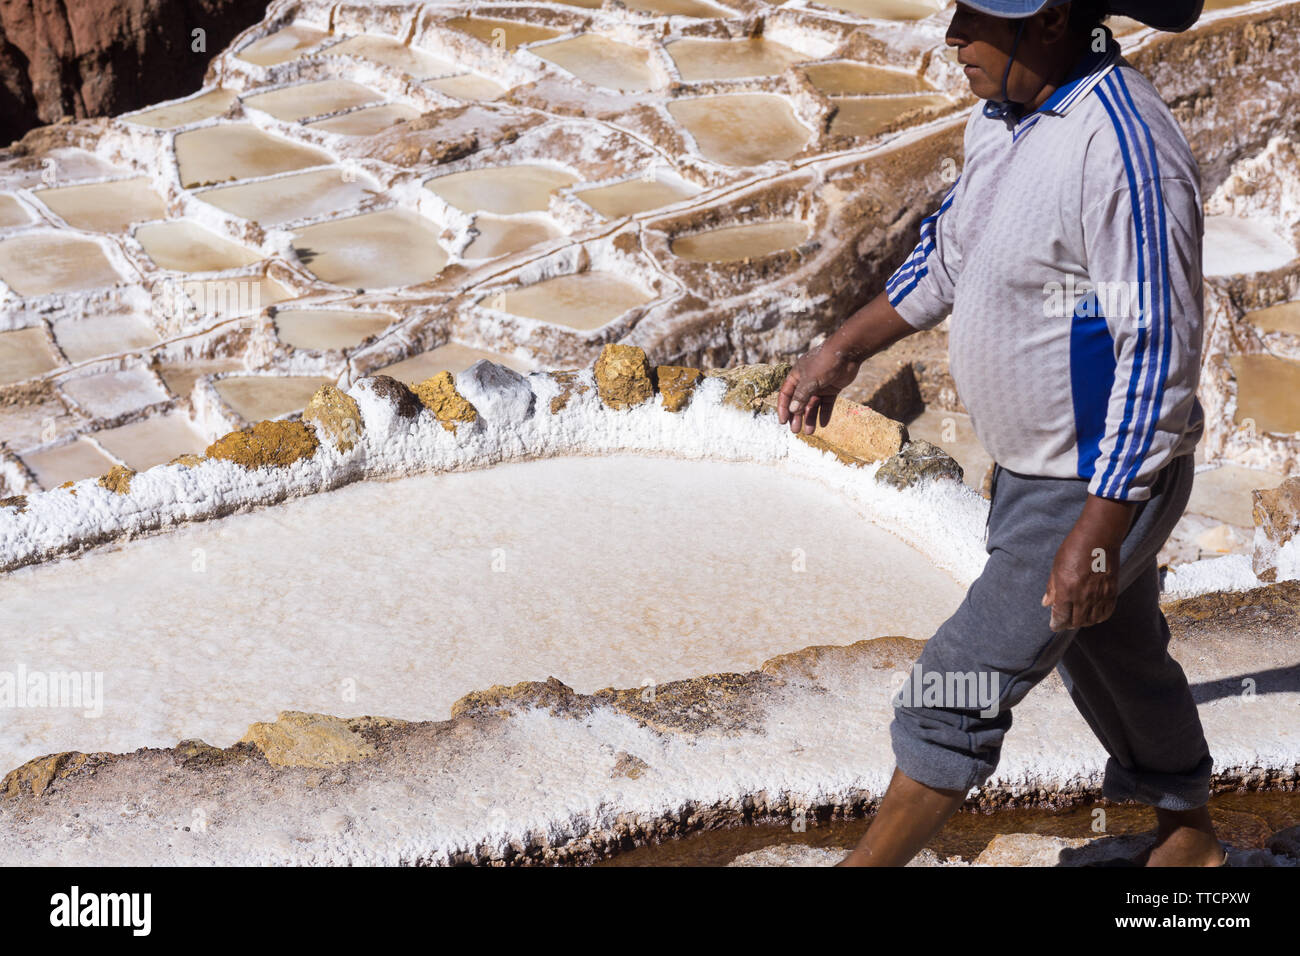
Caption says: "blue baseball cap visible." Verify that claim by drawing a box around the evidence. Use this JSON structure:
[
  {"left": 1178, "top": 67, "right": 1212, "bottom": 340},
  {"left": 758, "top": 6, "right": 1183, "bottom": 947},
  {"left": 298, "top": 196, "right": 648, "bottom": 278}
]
[{"left": 959, "top": 0, "right": 1203, "bottom": 32}]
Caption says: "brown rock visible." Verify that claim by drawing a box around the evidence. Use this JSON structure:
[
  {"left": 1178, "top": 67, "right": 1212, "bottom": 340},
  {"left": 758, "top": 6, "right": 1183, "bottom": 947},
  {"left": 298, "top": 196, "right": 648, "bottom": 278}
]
[
  {"left": 174, "top": 738, "right": 244, "bottom": 769},
  {"left": 595, "top": 672, "right": 775, "bottom": 736},
  {"left": 168, "top": 453, "right": 206, "bottom": 467},
  {"left": 654, "top": 365, "right": 703, "bottom": 413},
  {"left": 239, "top": 711, "right": 397, "bottom": 769},
  {"left": 875, "top": 439, "right": 964, "bottom": 490},
  {"left": 2, "top": 751, "right": 88, "bottom": 798},
  {"left": 97, "top": 464, "right": 135, "bottom": 494},
  {"left": 546, "top": 369, "right": 591, "bottom": 414},
  {"left": 1162, "top": 579, "right": 1300, "bottom": 622},
  {"left": 1252, "top": 475, "right": 1300, "bottom": 582},
  {"left": 303, "top": 384, "right": 363, "bottom": 452},
  {"left": 364, "top": 374, "right": 422, "bottom": 419},
  {"left": 0, "top": 495, "right": 26, "bottom": 512},
  {"left": 412, "top": 370, "right": 478, "bottom": 432},
  {"left": 205, "top": 420, "right": 319, "bottom": 469},
  {"left": 595, "top": 344, "right": 654, "bottom": 410},
  {"left": 707, "top": 362, "right": 792, "bottom": 411},
  {"left": 452, "top": 677, "right": 593, "bottom": 721}
]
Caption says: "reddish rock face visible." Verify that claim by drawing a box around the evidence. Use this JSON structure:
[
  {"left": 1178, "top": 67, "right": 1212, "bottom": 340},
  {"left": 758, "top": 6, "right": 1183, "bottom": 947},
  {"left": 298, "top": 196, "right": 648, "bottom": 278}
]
[{"left": 0, "top": 0, "right": 268, "bottom": 143}]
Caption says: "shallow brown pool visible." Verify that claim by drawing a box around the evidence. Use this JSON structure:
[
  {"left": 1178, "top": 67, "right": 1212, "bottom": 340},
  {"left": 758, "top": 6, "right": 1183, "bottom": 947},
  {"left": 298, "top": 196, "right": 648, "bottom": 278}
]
[{"left": 598, "top": 790, "right": 1300, "bottom": 866}]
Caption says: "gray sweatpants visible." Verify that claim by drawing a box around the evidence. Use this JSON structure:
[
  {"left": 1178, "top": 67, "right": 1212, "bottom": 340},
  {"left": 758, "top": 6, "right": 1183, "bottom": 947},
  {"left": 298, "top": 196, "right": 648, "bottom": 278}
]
[{"left": 890, "top": 452, "right": 1213, "bottom": 810}]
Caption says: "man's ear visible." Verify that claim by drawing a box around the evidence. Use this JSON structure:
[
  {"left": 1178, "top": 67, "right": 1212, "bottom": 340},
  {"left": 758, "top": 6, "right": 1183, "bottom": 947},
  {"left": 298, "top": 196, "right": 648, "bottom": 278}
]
[{"left": 1034, "top": 4, "right": 1073, "bottom": 43}]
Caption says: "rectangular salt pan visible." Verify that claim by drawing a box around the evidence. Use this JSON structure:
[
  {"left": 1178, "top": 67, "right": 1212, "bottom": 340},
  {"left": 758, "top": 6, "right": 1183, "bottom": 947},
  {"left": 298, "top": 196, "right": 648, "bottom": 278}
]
[
  {"left": 135, "top": 221, "right": 262, "bottom": 272},
  {"left": 214, "top": 374, "right": 334, "bottom": 421},
  {"left": 59, "top": 368, "right": 169, "bottom": 420},
  {"left": 195, "top": 168, "right": 379, "bottom": 226},
  {"left": 236, "top": 23, "right": 332, "bottom": 66},
  {"left": 499, "top": 272, "right": 654, "bottom": 331},
  {"left": 121, "top": 89, "right": 238, "bottom": 129},
  {"left": 174, "top": 125, "right": 333, "bottom": 188},
  {"left": 33, "top": 178, "right": 166, "bottom": 233},
  {"left": 0, "top": 455, "right": 965, "bottom": 773},
  {"left": 272, "top": 309, "right": 395, "bottom": 351},
  {"left": 242, "top": 80, "right": 383, "bottom": 122},
  {"left": 0, "top": 327, "right": 59, "bottom": 385},
  {"left": 291, "top": 209, "right": 449, "bottom": 289},
  {"left": 0, "top": 193, "right": 32, "bottom": 228},
  {"left": 94, "top": 412, "right": 210, "bottom": 470},
  {"left": 20, "top": 437, "right": 117, "bottom": 490},
  {"left": 52, "top": 315, "right": 160, "bottom": 364},
  {"left": 0, "top": 233, "right": 122, "bottom": 296}
]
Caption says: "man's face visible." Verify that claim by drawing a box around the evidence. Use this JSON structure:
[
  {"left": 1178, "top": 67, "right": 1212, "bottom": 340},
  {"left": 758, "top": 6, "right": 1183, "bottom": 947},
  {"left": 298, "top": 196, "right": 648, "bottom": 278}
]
[
  {"left": 947, "top": 2, "right": 1074, "bottom": 104},
  {"left": 946, "top": 4, "right": 1024, "bottom": 101}
]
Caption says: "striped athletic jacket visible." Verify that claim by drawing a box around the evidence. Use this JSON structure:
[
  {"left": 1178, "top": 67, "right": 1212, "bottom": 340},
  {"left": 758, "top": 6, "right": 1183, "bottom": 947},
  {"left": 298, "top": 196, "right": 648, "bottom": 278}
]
[{"left": 887, "top": 29, "right": 1205, "bottom": 502}]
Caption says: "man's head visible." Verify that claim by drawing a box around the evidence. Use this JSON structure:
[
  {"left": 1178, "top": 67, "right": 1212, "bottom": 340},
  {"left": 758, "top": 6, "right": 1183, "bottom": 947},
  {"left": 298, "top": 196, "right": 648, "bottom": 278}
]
[{"left": 948, "top": 1, "right": 1109, "bottom": 108}]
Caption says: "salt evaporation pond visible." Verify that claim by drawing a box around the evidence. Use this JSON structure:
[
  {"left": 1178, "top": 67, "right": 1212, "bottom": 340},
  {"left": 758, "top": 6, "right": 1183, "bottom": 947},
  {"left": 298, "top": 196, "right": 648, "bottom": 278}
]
[{"left": 0, "top": 454, "right": 964, "bottom": 775}]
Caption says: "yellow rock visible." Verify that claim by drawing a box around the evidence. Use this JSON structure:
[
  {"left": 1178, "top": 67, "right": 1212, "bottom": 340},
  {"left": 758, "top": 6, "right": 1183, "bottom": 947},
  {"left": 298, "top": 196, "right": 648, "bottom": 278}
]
[
  {"left": 2, "top": 751, "right": 88, "bottom": 798},
  {"left": 97, "top": 464, "right": 135, "bottom": 495},
  {"left": 655, "top": 365, "right": 702, "bottom": 413},
  {"left": 594, "top": 344, "right": 654, "bottom": 410},
  {"left": 206, "top": 420, "right": 320, "bottom": 469},
  {"left": 168, "top": 453, "right": 206, "bottom": 467},
  {"left": 208, "top": 421, "right": 322, "bottom": 468},
  {"left": 412, "top": 370, "right": 478, "bottom": 432},
  {"left": 303, "top": 383, "right": 363, "bottom": 452},
  {"left": 761, "top": 393, "right": 908, "bottom": 464},
  {"left": 239, "top": 711, "right": 393, "bottom": 769}
]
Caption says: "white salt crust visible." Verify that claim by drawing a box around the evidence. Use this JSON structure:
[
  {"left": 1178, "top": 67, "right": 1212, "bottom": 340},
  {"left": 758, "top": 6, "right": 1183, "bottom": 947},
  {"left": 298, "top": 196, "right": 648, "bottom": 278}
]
[{"left": 0, "top": 451, "right": 967, "bottom": 774}]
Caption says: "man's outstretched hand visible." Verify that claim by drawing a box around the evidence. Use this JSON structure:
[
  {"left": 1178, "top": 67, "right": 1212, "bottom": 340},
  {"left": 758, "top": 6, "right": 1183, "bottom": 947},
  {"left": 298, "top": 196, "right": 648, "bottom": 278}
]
[
  {"left": 776, "top": 341, "right": 863, "bottom": 435},
  {"left": 1042, "top": 495, "right": 1138, "bottom": 631}
]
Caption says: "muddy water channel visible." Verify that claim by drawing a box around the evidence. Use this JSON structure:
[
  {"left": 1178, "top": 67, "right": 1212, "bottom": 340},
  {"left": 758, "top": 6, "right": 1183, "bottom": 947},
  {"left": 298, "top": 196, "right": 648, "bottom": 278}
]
[{"left": 599, "top": 790, "right": 1300, "bottom": 865}]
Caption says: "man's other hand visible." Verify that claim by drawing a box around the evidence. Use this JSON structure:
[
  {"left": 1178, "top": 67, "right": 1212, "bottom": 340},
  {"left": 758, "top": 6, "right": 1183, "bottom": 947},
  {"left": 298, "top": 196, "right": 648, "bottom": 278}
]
[{"left": 1042, "top": 494, "right": 1137, "bottom": 631}]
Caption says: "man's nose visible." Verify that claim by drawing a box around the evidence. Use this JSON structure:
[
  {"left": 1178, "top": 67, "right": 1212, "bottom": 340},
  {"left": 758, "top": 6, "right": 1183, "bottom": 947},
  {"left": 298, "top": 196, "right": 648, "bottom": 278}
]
[{"left": 946, "top": 10, "right": 970, "bottom": 47}]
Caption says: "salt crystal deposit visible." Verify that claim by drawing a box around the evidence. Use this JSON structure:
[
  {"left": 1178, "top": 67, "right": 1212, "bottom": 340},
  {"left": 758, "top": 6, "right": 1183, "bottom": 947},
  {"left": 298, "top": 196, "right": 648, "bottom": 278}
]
[{"left": 1, "top": 0, "right": 1298, "bottom": 865}]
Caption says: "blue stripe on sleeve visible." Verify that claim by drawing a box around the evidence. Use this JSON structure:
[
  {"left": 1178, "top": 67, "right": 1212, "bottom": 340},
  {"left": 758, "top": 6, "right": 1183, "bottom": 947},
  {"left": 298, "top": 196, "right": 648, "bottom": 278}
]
[
  {"left": 885, "top": 180, "right": 960, "bottom": 307},
  {"left": 1109, "top": 69, "right": 1174, "bottom": 498},
  {"left": 1094, "top": 82, "right": 1155, "bottom": 499}
]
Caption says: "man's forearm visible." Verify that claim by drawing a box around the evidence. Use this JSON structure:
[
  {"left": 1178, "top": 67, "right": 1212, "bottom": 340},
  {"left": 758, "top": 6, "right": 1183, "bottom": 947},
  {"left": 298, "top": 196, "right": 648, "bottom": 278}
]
[{"left": 823, "top": 291, "right": 921, "bottom": 363}]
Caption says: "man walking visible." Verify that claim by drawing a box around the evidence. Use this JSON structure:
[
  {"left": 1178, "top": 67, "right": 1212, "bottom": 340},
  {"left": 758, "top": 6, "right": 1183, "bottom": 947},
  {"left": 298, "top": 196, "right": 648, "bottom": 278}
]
[{"left": 777, "top": 0, "right": 1225, "bottom": 866}]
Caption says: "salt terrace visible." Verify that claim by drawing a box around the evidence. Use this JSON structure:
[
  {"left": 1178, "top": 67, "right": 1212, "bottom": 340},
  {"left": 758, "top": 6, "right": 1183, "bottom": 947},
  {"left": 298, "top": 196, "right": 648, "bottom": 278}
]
[{"left": 0, "top": 0, "right": 1298, "bottom": 866}]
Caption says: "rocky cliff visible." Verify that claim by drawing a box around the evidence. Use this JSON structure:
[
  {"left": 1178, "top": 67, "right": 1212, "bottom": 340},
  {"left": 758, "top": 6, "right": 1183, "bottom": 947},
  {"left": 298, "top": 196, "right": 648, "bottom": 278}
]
[{"left": 0, "top": 0, "right": 268, "bottom": 143}]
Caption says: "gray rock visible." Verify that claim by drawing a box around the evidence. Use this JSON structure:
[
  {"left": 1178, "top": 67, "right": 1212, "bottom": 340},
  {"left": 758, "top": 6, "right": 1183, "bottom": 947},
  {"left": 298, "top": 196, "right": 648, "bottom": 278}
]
[{"left": 874, "top": 439, "right": 965, "bottom": 490}]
